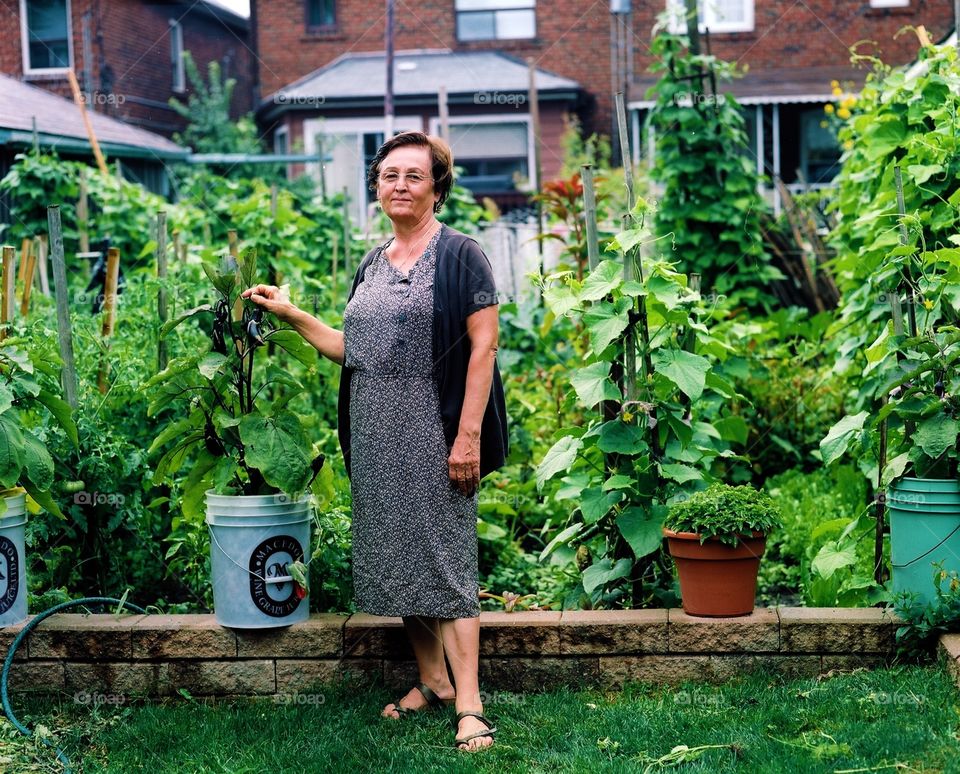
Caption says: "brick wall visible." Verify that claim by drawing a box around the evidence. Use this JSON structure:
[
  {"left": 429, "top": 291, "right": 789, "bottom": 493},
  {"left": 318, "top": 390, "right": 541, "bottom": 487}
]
[
  {"left": 1, "top": 1, "right": 254, "bottom": 138},
  {"left": 0, "top": 608, "right": 905, "bottom": 699}
]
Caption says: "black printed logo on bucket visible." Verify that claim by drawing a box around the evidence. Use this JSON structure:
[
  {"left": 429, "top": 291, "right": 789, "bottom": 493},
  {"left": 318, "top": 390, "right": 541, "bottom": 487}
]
[
  {"left": 249, "top": 535, "right": 304, "bottom": 618},
  {"left": 0, "top": 536, "right": 20, "bottom": 615}
]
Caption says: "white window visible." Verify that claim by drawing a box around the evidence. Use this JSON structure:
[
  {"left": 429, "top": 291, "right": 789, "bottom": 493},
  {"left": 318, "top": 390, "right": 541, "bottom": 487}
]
[
  {"left": 667, "top": 0, "right": 754, "bottom": 34},
  {"left": 456, "top": 0, "right": 536, "bottom": 41},
  {"left": 20, "top": 0, "right": 73, "bottom": 73},
  {"left": 170, "top": 20, "right": 185, "bottom": 93},
  {"left": 430, "top": 116, "right": 533, "bottom": 192},
  {"left": 869, "top": 0, "right": 909, "bottom": 7}
]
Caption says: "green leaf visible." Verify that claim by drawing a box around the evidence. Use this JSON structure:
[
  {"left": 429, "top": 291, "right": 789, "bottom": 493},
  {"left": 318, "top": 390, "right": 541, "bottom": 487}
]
[
  {"left": 881, "top": 451, "right": 911, "bottom": 487},
  {"left": 616, "top": 504, "right": 665, "bottom": 559},
  {"left": 23, "top": 484, "right": 64, "bottom": 520},
  {"left": 239, "top": 411, "right": 314, "bottom": 494},
  {"left": 646, "top": 274, "right": 684, "bottom": 310},
  {"left": 602, "top": 474, "right": 635, "bottom": 491},
  {"left": 19, "top": 432, "right": 54, "bottom": 494},
  {"left": 0, "top": 384, "right": 14, "bottom": 415},
  {"left": 810, "top": 542, "right": 857, "bottom": 580},
  {"left": 148, "top": 416, "right": 201, "bottom": 455},
  {"left": 906, "top": 164, "right": 943, "bottom": 185},
  {"left": 582, "top": 557, "right": 632, "bottom": 594},
  {"left": 713, "top": 415, "right": 748, "bottom": 445},
  {"left": 579, "top": 260, "right": 623, "bottom": 302},
  {"left": 820, "top": 411, "right": 869, "bottom": 466},
  {"left": 570, "top": 362, "right": 621, "bottom": 408},
  {"left": 159, "top": 304, "right": 213, "bottom": 337},
  {"left": 584, "top": 298, "right": 630, "bottom": 354},
  {"left": 543, "top": 285, "right": 579, "bottom": 317},
  {"left": 198, "top": 352, "right": 229, "bottom": 380},
  {"left": 0, "top": 414, "right": 25, "bottom": 489},
  {"left": 34, "top": 389, "right": 78, "bottom": 448},
  {"left": 914, "top": 415, "right": 959, "bottom": 459},
  {"left": 539, "top": 522, "right": 582, "bottom": 562},
  {"left": 536, "top": 435, "right": 583, "bottom": 490},
  {"left": 652, "top": 349, "right": 711, "bottom": 401},
  {"left": 597, "top": 420, "right": 648, "bottom": 454},
  {"left": 579, "top": 486, "right": 623, "bottom": 524},
  {"left": 658, "top": 462, "right": 702, "bottom": 483},
  {"left": 266, "top": 329, "right": 317, "bottom": 367}
]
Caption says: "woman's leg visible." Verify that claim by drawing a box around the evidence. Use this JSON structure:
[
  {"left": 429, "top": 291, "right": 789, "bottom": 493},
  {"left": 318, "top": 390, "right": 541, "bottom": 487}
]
[
  {"left": 439, "top": 616, "right": 493, "bottom": 750},
  {"left": 382, "top": 615, "right": 456, "bottom": 718}
]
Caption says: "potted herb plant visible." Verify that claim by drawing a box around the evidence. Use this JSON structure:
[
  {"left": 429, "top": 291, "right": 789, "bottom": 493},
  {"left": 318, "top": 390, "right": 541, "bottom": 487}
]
[
  {"left": 144, "top": 250, "right": 324, "bottom": 628},
  {"left": 662, "top": 484, "right": 782, "bottom": 617},
  {"left": 0, "top": 323, "right": 79, "bottom": 626}
]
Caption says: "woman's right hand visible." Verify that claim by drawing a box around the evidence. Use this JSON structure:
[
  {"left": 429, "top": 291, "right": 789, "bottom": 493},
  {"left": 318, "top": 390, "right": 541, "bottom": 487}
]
[{"left": 241, "top": 284, "right": 298, "bottom": 323}]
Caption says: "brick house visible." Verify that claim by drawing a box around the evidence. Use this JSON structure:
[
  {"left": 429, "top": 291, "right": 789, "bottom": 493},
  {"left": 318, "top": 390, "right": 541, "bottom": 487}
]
[
  {"left": 0, "top": 1, "right": 255, "bottom": 139},
  {"left": 250, "top": 1, "right": 954, "bottom": 215}
]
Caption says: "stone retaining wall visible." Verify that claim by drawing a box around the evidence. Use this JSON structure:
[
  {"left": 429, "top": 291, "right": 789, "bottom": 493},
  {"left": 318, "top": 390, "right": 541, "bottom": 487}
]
[{"left": 0, "top": 608, "right": 902, "bottom": 699}]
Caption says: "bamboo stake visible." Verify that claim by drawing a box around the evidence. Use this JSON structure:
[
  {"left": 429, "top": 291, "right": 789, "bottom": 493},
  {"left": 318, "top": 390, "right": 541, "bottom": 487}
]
[
  {"left": 47, "top": 206, "right": 79, "bottom": 408},
  {"left": 78, "top": 166, "right": 90, "bottom": 254},
  {"left": 97, "top": 247, "right": 120, "bottom": 393},
  {"left": 172, "top": 230, "right": 181, "bottom": 265},
  {"left": 228, "top": 229, "right": 243, "bottom": 321},
  {"left": 20, "top": 245, "right": 36, "bottom": 317},
  {"left": 17, "top": 238, "right": 30, "bottom": 285},
  {"left": 615, "top": 92, "right": 635, "bottom": 212},
  {"left": 1, "top": 246, "right": 15, "bottom": 341},
  {"left": 156, "top": 212, "right": 169, "bottom": 372},
  {"left": 581, "top": 164, "right": 600, "bottom": 274},
  {"left": 66, "top": 69, "right": 108, "bottom": 175},
  {"left": 36, "top": 235, "right": 49, "bottom": 296}
]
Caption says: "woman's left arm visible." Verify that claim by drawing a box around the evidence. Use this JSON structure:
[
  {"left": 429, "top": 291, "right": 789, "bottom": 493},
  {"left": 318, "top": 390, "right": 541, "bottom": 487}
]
[{"left": 448, "top": 305, "right": 499, "bottom": 495}]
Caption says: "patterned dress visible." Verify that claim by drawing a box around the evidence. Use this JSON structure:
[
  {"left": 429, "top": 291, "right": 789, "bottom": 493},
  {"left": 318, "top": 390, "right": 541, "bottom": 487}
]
[{"left": 342, "top": 225, "right": 481, "bottom": 619}]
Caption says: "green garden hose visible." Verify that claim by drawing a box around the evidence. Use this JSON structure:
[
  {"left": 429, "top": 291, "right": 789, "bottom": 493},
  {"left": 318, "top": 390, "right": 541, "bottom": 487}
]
[{"left": 2, "top": 597, "right": 148, "bottom": 773}]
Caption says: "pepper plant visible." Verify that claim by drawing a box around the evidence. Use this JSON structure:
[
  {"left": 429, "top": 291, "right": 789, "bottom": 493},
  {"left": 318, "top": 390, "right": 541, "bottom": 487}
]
[{"left": 144, "top": 249, "right": 325, "bottom": 519}]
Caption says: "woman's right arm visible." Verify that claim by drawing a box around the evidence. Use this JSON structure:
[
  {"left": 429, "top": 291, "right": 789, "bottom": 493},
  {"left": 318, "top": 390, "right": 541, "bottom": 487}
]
[{"left": 241, "top": 285, "right": 344, "bottom": 365}]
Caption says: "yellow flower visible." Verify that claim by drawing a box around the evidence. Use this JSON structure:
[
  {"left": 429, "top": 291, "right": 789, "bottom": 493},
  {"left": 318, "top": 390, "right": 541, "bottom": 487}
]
[
  {"left": 843, "top": 139, "right": 854, "bottom": 151},
  {"left": 841, "top": 95, "right": 857, "bottom": 109},
  {"left": 824, "top": 103, "right": 835, "bottom": 114},
  {"left": 837, "top": 107, "right": 852, "bottom": 120},
  {"left": 830, "top": 79, "right": 840, "bottom": 89},
  {"left": 832, "top": 86, "right": 843, "bottom": 97},
  {"left": 923, "top": 298, "right": 934, "bottom": 310}
]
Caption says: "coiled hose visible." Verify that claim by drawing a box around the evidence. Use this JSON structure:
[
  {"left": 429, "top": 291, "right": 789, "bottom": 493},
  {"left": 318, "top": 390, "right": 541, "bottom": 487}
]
[{"left": 2, "top": 597, "right": 148, "bottom": 773}]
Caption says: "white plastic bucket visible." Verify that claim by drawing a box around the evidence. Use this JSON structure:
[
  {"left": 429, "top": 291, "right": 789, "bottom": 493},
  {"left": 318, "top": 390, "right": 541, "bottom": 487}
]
[
  {"left": 205, "top": 490, "right": 311, "bottom": 629},
  {"left": 0, "top": 491, "right": 28, "bottom": 627}
]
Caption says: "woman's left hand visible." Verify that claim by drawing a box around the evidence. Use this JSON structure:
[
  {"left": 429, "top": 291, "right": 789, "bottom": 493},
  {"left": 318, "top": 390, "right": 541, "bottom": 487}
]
[{"left": 448, "top": 432, "right": 481, "bottom": 496}]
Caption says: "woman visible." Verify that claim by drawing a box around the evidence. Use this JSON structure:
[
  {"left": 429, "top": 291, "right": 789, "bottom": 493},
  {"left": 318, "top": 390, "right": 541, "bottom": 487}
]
[{"left": 242, "top": 131, "right": 508, "bottom": 752}]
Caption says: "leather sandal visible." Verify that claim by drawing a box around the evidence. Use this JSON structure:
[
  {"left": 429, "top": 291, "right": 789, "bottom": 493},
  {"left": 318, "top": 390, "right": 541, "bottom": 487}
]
[
  {"left": 384, "top": 681, "right": 452, "bottom": 718},
  {"left": 452, "top": 710, "right": 496, "bottom": 750}
]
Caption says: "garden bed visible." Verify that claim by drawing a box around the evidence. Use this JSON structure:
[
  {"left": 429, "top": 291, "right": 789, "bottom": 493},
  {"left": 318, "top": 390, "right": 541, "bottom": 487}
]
[{"left": 0, "top": 608, "right": 927, "bottom": 700}]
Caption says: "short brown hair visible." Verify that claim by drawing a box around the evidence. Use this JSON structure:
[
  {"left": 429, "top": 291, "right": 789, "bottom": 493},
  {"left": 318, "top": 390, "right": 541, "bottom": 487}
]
[{"left": 367, "top": 131, "right": 454, "bottom": 213}]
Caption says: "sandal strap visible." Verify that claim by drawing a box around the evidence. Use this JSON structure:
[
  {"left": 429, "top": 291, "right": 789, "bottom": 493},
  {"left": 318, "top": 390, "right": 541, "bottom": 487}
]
[
  {"left": 452, "top": 710, "right": 495, "bottom": 730},
  {"left": 415, "top": 681, "right": 446, "bottom": 710},
  {"left": 455, "top": 728, "right": 496, "bottom": 747}
]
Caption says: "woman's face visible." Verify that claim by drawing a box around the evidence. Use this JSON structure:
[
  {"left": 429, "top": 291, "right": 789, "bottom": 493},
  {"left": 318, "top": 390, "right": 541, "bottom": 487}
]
[{"left": 376, "top": 145, "right": 439, "bottom": 225}]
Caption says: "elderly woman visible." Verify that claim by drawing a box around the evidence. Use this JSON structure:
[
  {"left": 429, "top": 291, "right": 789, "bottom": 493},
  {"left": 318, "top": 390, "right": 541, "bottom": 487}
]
[{"left": 242, "top": 131, "right": 508, "bottom": 752}]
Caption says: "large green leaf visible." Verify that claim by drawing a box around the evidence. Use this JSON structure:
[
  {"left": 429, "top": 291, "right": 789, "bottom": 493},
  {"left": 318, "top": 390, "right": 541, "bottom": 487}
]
[
  {"left": 539, "top": 522, "right": 582, "bottom": 562},
  {"left": 652, "top": 349, "right": 710, "bottom": 400},
  {"left": 570, "top": 362, "right": 621, "bottom": 407},
  {"left": 584, "top": 297, "right": 631, "bottom": 354},
  {"left": 159, "top": 304, "right": 213, "bottom": 337},
  {"left": 535, "top": 435, "right": 583, "bottom": 490},
  {"left": 810, "top": 542, "right": 857, "bottom": 580},
  {"left": 914, "top": 415, "right": 959, "bottom": 459},
  {"left": 148, "top": 416, "right": 202, "bottom": 455},
  {"left": 19, "top": 432, "right": 54, "bottom": 493},
  {"left": 543, "top": 285, "right": 579, "bottom": 317},
  {"left": 198, "top": 352, "right": 230, "bottom": 380},
  {"left": 616, "top": 504, "right": 665, "bottom": 559},
  {"left": 582, "top": 557, "right": 632, "bottom": 595},
  {"left": 579, "top": 486, "right": 623, "bottom": 524},
  {"left": 0, "top": 384, "right": 14, "bottom": 415},
  {"left": 819, "top": 411, "right": 869, "bottom": 466},
  {"left": 597, "top": 420, "right": 648, "bottom": 454},
  {"left": 266, "top": 329, "right": 318, "bottom": 367},
  {"left": 34, "top": 389, "right": 78, "bottom": 448},
  {"left": 579, "top": 260, "right": 624, "bottom": 302},
  {"left": 239, "top": 411, "right": 314, "bottom": 494},
  {"left": 0, "top": 414, "right": 25, "bottom": 489}
]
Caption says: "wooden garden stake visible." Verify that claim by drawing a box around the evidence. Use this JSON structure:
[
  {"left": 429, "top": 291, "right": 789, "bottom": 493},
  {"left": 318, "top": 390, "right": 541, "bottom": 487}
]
[
  {"left": 66, "top": 69, "right": 108, "bottom": 175},
  {"left": 17, "top": 238, "right": 30, "bottom": 285},
  {"left": 156, "top": 212, "right": 169, "bottom": 372},
  {"left": 78, "top": 166, "right": 90, "bottom": 253},
  {"left": 331, "top": 231, "right": 339, "bottom": 303},
  {"left": 97, "top": 247, "right": 120, "bottom": 393},
  {"left": 894, "top": 166, "right": 919, "bottom": 338},
  {"left": 615, "top": 92, "right": 635, "bottom": 212},
  {"left": 172, "top": 230, "right": 181, "bottom": 265},
  {"left": 47, "top": 206, "right": 79, "bottom": 408},
  {"left": 20, "top": 244, "right": 36, "bottom": 317},
  {"left": 228, "top": 230, "right": 243, "bottom": 321},
  {"left": 0, "top": 246, "right": 15, "bottom": 341},
  {"left": 341, "top": 187, "right": 351, "bottom": 279},
  {"left": 36, "top": 235, "right": 49, "bottom": 296},
  {"left": 581, "top": 164, "right": 601, "bottom": 273}
]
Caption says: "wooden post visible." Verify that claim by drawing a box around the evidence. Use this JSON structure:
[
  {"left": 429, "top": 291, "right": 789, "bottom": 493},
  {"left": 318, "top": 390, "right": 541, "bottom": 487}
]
[
  {"left": 528, "top": 59, "right": 544, "bottom": 269},
  {"left": 581, "top": 164, "right": 600, "bottom": 274},
  {"left": 20, "top": 243, "right": 36, "bottom": 317},
  {"left": 78, "top": 165, "right": 90, "bottom": 254},
  {"left": 47, "top": 206, "right": 79, "bottom": 408},
  {"left": 438, "top": 84, "right": 450, "bottom": 141},
  {"left": 35, "top": 235, "right": 50, "bottom": 296},
  {"left": 331, "top": 231, "right": 339, "bottom": 300},
  {"left": 172, "top": 230, "right": 181, "bottom": 264},
  {"left": 341, "top": 187, "right": 351, "bottom": 279},
  {"left": 615, "top": 92, "right": 635, "bottom": 212},
  {"left": 0, "top": 246, "right": 15, "bottom": 341},
  {"left": 66, "top": 69, "right": 108, "bottom": 175},
  {"left": 17, "top": 238, "right": 30, "bottom": 285},
  {"left": 156, "top": 212, "right": 169, "bottom": 372},
  {"left": 97, "top": 247, "right": 120, "bottom": 393}
]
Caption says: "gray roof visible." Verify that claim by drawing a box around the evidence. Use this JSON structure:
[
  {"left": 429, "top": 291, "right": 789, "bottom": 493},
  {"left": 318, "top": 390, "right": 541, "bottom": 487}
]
[
  {"left": 0, "top": 73, "right": 186, "bottom": 160},
  {"left": 260, "top": 50, "right": 581, "bottom": 117}
]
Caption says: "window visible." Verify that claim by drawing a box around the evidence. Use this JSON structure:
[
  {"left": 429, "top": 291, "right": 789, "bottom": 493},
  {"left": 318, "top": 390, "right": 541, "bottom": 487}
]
[
  {"left": 869, "top": 0, "right": 909, "bottom": 7},
  {"left": 799, "top": 108, "right": 841, "bottom": 185},
  {"left": 456, "top": 0, "right": 535, "bottom": 42},
  {"left": 443, "top": 120, "right": 530, "bottom": 193},
  {"left": 20, "top": 0, "right": 72, "bottom": 73},
  {"left": 170, "top": 20, "right": 185, "bottom": 92},
  {"left": 667, "top": 0, "right": 754, "bottom": 34},
  {"left": 306, "top": 0, "right": 335, "bottom": 29}
]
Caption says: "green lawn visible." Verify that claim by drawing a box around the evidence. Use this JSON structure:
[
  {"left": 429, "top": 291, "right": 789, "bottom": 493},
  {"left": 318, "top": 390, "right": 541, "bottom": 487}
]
[{"left": 4, "top": 663, "right": 960, "bottom": 773}]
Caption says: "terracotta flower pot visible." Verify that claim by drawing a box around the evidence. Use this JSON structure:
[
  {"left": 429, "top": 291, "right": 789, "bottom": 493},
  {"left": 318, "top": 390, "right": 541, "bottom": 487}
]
[{"left": 663, "top": 528, "right": 767, "bottom": 617}]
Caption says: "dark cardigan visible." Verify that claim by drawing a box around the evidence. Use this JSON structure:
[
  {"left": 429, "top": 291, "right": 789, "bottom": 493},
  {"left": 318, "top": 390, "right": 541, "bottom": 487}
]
[{"left": 337, "top": 225, "right": 509, "bottom": 481}]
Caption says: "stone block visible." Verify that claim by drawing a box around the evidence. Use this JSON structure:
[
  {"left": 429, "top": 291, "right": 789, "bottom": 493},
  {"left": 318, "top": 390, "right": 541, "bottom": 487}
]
[
  {"left": 275, "top": 658, "right": 381, "bottom": 692},
  {"left": 237, "top": 614, "right": 346, "bottom": 657},
  {"left": 599, "top": 655, "right": 712, "bottom": 687},
  {"left": 64, "top": 662, "right": 163, "bottom": 699},
  {"left": 559, "top": 609, "right": 668, "bottom": 655},
  {"left": 820, "top": 654, "right": 892, "bottom": 673},
  {"left": 479, "top": 656, "right": 599, "bottom": 692},
  {"left": 343, "top": 614, "right": 412, "bottom": 658},
  {"left": 668, "top": 608, "right": 779, "bottom": 653},
  {"left": 0, "top": 617, "right": 31, "bottom": 661},
  {"left": 480, "top": 611, "right": 562, "bottom": 656},
  {"left": 5, "top": 660, "right": 65, "bottom": 693},
  {"left": 27, "top": 613, "right": 141, "bottom": 659},
  {"left": 940, "top": 635, "right": 960, "bottom": 688},
  {"left": 706, "top": 654, "right": 821, "bottom": 681},
  {"left": 779, "top": 608, "right": 895, "bottom": 654},
  {"left": 160, "top": 659, "right": 275, "bottom": 696},
  {"left": 132, "top": 614, "right": 237, "bottom": 659}
]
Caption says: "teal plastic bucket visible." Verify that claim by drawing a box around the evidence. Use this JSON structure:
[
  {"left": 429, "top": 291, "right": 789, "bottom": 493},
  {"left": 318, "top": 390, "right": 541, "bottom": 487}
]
[
  {"left": 205, "top": 491, "right": 311, "bottom": 629},
  {"left": 888, "top": 477, "right": 960, "bottom": 606},
  {"left": 0, "top": 492, "right": 28, "bottom": 628}
]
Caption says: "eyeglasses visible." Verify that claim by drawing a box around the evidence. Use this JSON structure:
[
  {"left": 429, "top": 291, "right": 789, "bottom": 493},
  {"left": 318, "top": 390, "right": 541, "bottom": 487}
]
[{"left": 378, "top": 171, "right": 432, "bottom": 186}]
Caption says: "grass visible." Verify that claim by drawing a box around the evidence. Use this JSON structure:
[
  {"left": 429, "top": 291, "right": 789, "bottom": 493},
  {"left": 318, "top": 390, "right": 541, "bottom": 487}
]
[{"left": 2, "top": 663, "right": 960, "bottom": 773}]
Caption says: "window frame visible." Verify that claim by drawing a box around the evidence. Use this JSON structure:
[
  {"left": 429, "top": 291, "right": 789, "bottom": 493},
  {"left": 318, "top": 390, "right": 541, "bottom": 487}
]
[
  {"left": 20, "top": 0, "right": 74, "bottom": 75},
  {"left": 305, "top": 0, "right": 337, "bottom": 31},
  {"left": 428, "top": 113, "right": 535, "bottom": 190},
  {"left": 667, "top": 0, "right": 755, "bottom": 35},
  {"left": 869, "top": 0, "right": 909, "bottom": 7},
  {"left": 169, "top": 19, "right": 186, "bottom": 93},
  {"left": 455, "top": 0, "right": 536, "bottom": 42}
]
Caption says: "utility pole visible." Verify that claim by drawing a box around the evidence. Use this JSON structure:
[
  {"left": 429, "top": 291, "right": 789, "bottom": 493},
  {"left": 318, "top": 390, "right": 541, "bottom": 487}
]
[{"left": 385, "top": 0, "right": 395, "bottom": 138}]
